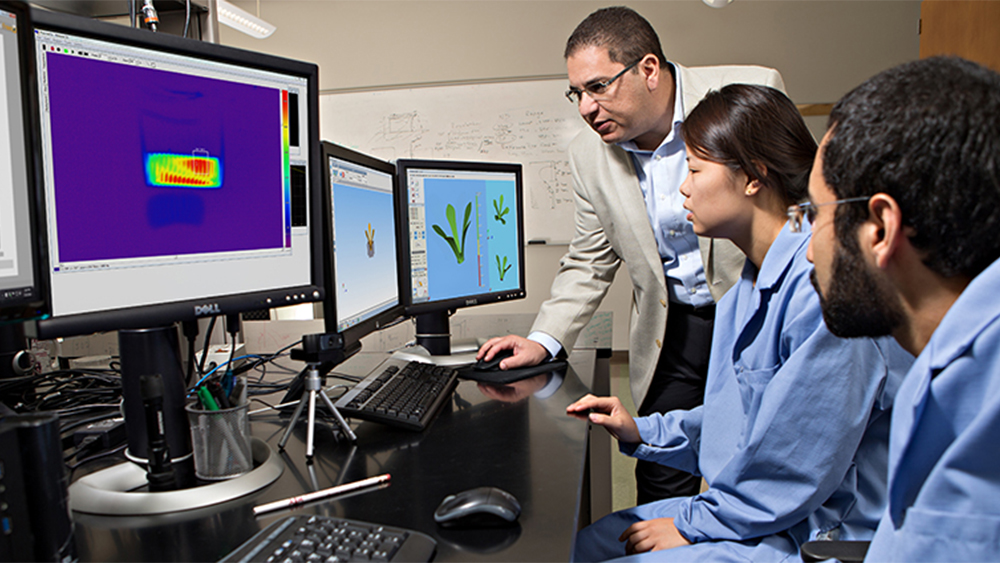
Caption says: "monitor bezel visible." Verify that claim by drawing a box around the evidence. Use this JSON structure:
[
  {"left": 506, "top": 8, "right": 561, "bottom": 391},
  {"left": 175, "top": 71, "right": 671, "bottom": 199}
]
[
  {"left": 0, "top": 0, "right": 48, "bottom": 323},
  {"left": 395, "top": 158, "right": 526, "bottom": 317},
  {"left": 321, "top": 142, "right": 404, "bottom": 347},
  {"left": 29, "top": 8, "right": 325, "bottom": 339}
]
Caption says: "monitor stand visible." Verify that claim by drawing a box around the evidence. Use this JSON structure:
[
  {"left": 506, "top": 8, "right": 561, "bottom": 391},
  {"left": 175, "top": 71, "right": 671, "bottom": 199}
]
[
  {"left": 117, "top": 326, "right": 194, "bottom": 484},
  {"left": 404, "top": 312, "right": 479, "bottom": 366},
  {"left": 68, "top": 325, "right": 286, "bottom": 515},
  {"left": 0, "top": 323, "right": 32, "bottom": 380}
]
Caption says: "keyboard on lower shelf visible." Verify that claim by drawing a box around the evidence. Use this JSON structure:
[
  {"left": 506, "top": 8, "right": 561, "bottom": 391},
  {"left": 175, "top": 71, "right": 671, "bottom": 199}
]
[
  {"left": 334, "top": 359, "right": 459, "bottom": 431},
  {"left": 219, "top": 514, "right": 437, "bottom": 563}
]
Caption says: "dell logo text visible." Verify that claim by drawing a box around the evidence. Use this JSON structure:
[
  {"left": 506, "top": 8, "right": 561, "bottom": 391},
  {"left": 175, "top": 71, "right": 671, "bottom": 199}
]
[{"left": 194, "top": 303, "right": 222, "bottom": 316}]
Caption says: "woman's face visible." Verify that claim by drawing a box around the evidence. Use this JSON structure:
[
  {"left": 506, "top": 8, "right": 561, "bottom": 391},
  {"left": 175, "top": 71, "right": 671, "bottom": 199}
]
[{"left": 679, "top": 147, "right": 751, "bottom": 240}]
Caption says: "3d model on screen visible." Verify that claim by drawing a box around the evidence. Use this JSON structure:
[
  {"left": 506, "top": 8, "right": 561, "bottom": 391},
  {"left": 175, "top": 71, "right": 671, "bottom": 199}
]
[
  {"left": 365, "top": 222, "right": 375, "bottom": 258},
  {"left": 493, "top": 195, "right": 509, "bottom": 225},
  {"left": 432, "top": 202, "right": 472, "bottom": 264},
  {"left": 496, "top": 255, "right": 512, "bottom": 281},
  {"left": 145, "top": 149, "right": 221, "bottom": 188}
]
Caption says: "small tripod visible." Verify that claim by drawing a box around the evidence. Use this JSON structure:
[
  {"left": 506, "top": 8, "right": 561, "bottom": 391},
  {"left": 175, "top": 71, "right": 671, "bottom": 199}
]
[{"left": 278, "top": 334, "right": 360, "bottom": 459}]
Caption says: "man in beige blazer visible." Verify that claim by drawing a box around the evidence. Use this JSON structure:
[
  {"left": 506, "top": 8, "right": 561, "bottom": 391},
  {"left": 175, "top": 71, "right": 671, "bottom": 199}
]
[{"left": 478, "top": 6, "right": 784, "bottom": 502}]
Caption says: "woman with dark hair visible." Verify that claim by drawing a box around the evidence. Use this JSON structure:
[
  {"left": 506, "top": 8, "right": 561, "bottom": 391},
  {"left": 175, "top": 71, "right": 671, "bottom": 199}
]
[{"left": 567, "top": 84, "right": 912, "bottom": 562}]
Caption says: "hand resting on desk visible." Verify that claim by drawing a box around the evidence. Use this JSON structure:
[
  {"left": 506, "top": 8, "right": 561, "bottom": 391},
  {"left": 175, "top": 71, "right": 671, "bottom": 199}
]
[
  {"left": 566, "top": 394, "right": 641, "bottom": 444},
  {"left": 476, "top": 335, "right": 548, "bottom": 370}
]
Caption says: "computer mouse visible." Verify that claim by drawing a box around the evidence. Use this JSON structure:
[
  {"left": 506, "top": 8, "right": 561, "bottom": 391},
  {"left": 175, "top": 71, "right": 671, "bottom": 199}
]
[
  {"left": 475, "top": 349, "right": 515, "bottom": 371},
  {"left": 433, "top": 486, "right": 521, "bottom": 528}
]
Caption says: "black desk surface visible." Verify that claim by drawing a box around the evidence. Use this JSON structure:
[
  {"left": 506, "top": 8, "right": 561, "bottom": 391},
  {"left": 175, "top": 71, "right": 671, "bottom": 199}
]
[{"left": 72, "top": 351, "right": 596, "bottom": 562}]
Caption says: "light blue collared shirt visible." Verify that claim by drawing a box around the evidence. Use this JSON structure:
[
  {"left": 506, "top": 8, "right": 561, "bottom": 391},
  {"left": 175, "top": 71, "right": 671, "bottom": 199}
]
[
  {"left": 618, "top": 223, "right": 910, "bottom": 552},
  {"left": 617, "top": 63, "right": 713, "bottom": 309},
  {"left": 866, "top": 256, "right": 1000, "bottom": 562}
]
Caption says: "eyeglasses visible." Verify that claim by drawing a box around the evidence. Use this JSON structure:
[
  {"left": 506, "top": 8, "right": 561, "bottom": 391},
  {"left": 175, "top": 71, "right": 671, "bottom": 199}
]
[
  {"left": 565, "top": 59, "right": 642, "bottom": 104},
  {"left": 787, "top": 197, "right": 870, "bottom": 232}
]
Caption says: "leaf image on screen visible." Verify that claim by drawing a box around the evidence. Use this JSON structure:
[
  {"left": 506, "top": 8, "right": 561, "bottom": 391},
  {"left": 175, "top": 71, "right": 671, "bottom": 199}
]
[
  {"left": 496, "top": 255, "right": 511, "bottom": 281},
  {"left": 431, "top": 202, "right": 472, "bottom": 264},
  {"left": 493, "top": 195, "right": 509, "bottom": 225}
]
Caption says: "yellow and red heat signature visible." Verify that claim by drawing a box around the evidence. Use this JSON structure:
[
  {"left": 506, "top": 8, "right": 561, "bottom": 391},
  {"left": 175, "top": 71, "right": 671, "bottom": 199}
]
[{"left": 146, "top": 153, "right": 221, "bottom": 188}]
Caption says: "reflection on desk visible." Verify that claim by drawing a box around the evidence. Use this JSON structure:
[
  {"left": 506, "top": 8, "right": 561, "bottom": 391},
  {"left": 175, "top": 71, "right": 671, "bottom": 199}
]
[{"left": 72, "top": 350, "right": 596, "bottom": 562}]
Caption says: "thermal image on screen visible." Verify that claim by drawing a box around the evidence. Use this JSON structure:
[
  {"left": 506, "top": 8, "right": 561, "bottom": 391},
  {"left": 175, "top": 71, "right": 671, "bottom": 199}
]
[
  {"left": 43, "top": 53, "right": 286, "bottom": 264},
  {"left": 423, "top": 177, "right": 519, "bottom": 302},
  {"left": 145, "top": 152, "right": 222, "bottom": 188}
]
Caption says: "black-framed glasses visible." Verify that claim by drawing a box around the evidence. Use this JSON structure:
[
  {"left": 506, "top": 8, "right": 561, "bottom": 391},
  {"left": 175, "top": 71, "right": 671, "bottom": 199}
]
[
  {"left": 565, "top": 59, "right": 642, "bottom": 104},
  {"left": 787, "top": 197, "right": 870, "bottom": 232}
]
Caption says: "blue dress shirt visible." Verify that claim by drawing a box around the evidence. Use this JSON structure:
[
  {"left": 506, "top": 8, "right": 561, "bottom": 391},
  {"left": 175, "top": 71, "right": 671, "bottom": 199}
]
[
  {"left": 572, "top": 223, "right": 912, "bottom": 562},
  {"left": 866, "top": 257, "right": 1000, "bottom": 562},
  {"left": 617, "top": 64, "right": 712, "bottom": 309}
]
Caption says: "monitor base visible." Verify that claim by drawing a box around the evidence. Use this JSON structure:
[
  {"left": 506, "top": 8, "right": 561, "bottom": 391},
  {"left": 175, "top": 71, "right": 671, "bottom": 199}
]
[{"left": 68, "top": 437, "right": 283, "bottom": 515}]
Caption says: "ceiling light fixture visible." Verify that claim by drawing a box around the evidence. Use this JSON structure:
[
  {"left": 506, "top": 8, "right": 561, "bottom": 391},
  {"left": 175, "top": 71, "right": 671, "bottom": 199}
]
[{"left": 216, "top": 0, "right": 276, "bottom": 39}]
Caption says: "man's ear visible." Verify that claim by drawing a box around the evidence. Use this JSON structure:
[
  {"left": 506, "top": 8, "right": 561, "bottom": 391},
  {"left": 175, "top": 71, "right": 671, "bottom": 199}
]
[
  {"left": 641, "top": 54, "right": 660, "bottom": 91},
  {"left": 861, "top": 193, "right": 904, "bottom": 270}
]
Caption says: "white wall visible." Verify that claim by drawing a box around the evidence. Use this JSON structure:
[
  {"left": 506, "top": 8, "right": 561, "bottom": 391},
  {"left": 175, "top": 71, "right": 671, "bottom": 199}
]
[{"left": 215, "top": 0, "right": 920, "bottom": 350}]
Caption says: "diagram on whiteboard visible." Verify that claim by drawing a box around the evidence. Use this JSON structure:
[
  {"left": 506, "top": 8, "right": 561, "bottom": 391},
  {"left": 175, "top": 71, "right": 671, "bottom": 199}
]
[{"left": 321, "top": 79, "right": 588, "bottom": 243}]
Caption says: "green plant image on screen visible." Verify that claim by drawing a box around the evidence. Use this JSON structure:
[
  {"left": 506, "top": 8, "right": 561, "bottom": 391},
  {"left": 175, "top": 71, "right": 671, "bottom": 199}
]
[
  {"left": 496, "top": 255, "right": 512, "bottom": 281},
  {"left": 432, "top": 202, "right": 472, "bottom": 264},
  {"left": 493, "top": 195, "right": 509, "bottom": 225}
]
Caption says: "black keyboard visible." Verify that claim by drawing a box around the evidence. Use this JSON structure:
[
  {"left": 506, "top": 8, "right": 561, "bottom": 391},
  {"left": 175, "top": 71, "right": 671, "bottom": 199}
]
[
  {"left": 219, "top": 514, "right": 436, "bottom": 562},
  {"left": 334, "top": 359, "right": 459, "bottom": 431}
]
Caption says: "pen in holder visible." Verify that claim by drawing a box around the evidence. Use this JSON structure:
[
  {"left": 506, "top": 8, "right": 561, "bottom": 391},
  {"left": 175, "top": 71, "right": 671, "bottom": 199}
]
[{"left": 185, "top": 386, "right": 252, "bottom": 480}]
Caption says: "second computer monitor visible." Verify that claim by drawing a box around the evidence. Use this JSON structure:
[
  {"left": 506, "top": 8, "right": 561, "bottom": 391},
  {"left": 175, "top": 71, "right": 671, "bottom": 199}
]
[
  {"left": 322, "top": 143, "right": 403, "bottom": 348},
  {"left": 396, "top": 159, "right": 525, "bottom": 355}
]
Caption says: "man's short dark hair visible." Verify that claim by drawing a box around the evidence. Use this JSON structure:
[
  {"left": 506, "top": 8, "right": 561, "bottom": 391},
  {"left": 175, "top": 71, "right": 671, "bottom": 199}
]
[
  {"left": 564, "top": 6, "right": 668, "bottom": 68},
  {"left": 823, "top": 56, "right": 1000, "bottom": 279}
]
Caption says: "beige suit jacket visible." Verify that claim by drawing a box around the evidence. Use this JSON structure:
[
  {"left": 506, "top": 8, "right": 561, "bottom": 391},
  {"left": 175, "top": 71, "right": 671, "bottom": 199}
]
[{"left": 530, "top": 63, "right": 786, "bottom": 406}]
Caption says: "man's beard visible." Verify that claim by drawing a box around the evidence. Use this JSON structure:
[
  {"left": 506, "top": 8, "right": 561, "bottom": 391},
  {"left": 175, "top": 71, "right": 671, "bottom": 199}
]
[{"left": 811, "top": 243, "right": 904, "bottom": 338}]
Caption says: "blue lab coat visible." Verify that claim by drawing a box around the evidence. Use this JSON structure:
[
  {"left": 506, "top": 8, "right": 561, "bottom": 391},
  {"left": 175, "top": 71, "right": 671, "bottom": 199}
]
[
  {"left": 865, "top": 258, "right": 1000, "bottom": 561},
  {"left": 573, "top": 224, "right": 911, "bottom": 562}
]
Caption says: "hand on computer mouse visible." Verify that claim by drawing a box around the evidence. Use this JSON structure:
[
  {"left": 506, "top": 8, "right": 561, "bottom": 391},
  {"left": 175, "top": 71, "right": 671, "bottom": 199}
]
[
  {"left": 474, "top": 349, "right": 514, "bottom": 371},
  {"left": 476, "top": 335, "right": 548, "bottom": 370}
]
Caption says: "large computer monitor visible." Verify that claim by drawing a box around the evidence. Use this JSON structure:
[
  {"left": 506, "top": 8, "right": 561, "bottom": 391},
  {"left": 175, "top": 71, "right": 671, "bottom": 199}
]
[
  {"left": 322, "top": 142, "right": 403, "bottom": 350},
  {"left": 0, "top": 1, "right": 45, "bottom": 323},
  {"left": 396, "top": 159, "right": 525, "bottom": 355},
  {"left": 31, "top": 11, "right": 323, "bottom": 339},
  {"left": 27, "top": 8, "right": 324, "bottom": 477}
]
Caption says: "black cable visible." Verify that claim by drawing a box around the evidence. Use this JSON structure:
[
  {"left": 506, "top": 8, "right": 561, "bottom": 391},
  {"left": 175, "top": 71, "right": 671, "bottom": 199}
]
[
  {"left": 327, "top": 372, "right": 362, "bottom": 383},
  {"left": 182, "top": 320, "right": 200, "bottom": 387},
  {"left": 129, "top": 0, "right": 136, "bottom": 28},
  {"left": 198, "top": 316, "right": 216, "bottom": 376},
  {"left": 67, "top": 443, "right": 127, "bottom": 474},
  {"left": 58, "top": 409, "right": 121, "bottom": 436},
  {"left": 183, "top": 0, "right": 191, "bottom": 38}
]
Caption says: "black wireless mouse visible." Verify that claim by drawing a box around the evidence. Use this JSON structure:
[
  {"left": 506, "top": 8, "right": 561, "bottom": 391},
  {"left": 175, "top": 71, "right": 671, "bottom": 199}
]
[
  {"left": 434, "top": 486, "right": 521, "bottom": 528},
  {"left": 475, "top": 349, "right": 515, "bottom": 371}
]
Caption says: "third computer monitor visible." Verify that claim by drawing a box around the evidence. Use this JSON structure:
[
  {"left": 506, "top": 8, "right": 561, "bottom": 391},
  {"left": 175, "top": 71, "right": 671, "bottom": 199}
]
[
  {"left": 322, "top": 142, "right": 403, "bottom": 349},
  {"left": 396, "top": 158, "right": 525, "bottom": 355}
]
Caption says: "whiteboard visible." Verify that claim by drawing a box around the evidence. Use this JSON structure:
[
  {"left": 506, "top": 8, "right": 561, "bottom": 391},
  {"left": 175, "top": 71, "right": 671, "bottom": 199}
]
[{"left": 320, "top": 79, "right": 587, "bottom": 243}]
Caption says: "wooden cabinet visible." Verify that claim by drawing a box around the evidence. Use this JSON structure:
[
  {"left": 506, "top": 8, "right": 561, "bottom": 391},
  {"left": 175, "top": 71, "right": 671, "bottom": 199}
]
[{"left": 920, "top": 0, "right": 1000, "bottom": 71}]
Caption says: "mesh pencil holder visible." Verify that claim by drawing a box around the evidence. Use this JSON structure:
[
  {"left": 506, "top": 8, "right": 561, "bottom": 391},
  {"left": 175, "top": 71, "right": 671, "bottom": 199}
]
[{"left": 185, "top": 401, "right": 252, "bottom": 480}]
